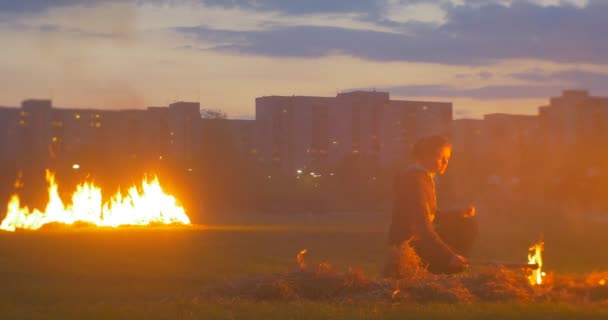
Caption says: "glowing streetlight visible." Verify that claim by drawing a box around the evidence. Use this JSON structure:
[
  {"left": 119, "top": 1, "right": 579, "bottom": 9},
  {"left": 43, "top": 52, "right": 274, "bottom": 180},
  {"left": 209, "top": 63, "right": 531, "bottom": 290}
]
[{"left": 72, "top": 164, "right": 80, "bottom": 170}]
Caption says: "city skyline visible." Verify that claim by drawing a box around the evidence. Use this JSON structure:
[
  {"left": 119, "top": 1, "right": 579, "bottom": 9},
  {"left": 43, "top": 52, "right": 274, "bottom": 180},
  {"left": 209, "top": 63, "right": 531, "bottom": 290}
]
[
  {"left": 3, "top": 88, "right": 603, "bottom": 174},
  {"left": 2, "top": 0, "right": 608, "bottom": 119}
]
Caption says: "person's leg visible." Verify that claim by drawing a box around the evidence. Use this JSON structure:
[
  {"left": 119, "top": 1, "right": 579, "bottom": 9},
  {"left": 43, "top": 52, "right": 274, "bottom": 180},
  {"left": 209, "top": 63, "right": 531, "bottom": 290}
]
[{"left": 435, "top": 215, "right": 478, "bottom": 257}]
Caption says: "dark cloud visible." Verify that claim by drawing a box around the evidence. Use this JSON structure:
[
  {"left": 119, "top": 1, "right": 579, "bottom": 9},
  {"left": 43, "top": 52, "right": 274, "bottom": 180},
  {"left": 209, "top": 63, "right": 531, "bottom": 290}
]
[
  {"left": 5, "top": 1, "right": 608, "bottom": 65},
  {"left": 177, "top": 1, "right": 608, "bottom": 65},
  {"left": 511, "top": 69, "right": 608, "bottom": 94},
  {"left": 178, "top": 25, "right": 420, "bottom": 60},
  {"left": 198, "top": 0, "right": 383, "bottom": 15},
  {"left": 0, "top": 0, "right": 119, "bottom": 14},
  {"left": 380, "top": 84, "right": 567, "bottom": 99},
  {"left": 379, "top": 68, "right": 608, "bottom": 99},
  {"left": 0, "top": 0, "right": 382, "bottom": 15}
]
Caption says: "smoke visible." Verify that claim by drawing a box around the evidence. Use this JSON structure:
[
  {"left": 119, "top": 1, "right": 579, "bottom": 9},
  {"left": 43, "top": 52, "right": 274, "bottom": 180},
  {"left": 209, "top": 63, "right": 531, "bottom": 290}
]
[
  {"left": 86, "top": 82, "right": 146, "bottom": 109},
  {"left": 28, "top": 2, "right": 144, "bottom": 109}
]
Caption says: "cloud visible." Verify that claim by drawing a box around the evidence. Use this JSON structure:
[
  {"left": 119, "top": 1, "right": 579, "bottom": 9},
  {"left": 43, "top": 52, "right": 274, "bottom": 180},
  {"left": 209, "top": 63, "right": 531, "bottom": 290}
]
[
  {"left": 177, "top": 0, "right": 608, "bottom": 65},
  {"left": 0, "top": 1, "right": 121, "bottom": 14},
  {"left": 197, "top": 0, "right": 383, "bottom": 15},
  {"left": 379, "top": 67, "right": 608, "bottom": 99},
  {"left": 511, "top": 69, "right": 608, "bottom": 94},
  {"left": 381, "top": 84, "right": 566, "bottom": 99}
]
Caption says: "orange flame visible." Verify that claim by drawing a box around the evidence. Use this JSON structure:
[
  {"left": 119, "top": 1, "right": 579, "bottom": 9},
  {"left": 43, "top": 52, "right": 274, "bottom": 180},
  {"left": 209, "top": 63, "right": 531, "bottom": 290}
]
[
  {"left": 297, "top": 249, "right": 308, "bottom": 270},
  {"left": 527, "top": 241, "right": 544, "bottom": 285},
  {"left": 0, "top": 170, "right": 190, "bottom": 232}
]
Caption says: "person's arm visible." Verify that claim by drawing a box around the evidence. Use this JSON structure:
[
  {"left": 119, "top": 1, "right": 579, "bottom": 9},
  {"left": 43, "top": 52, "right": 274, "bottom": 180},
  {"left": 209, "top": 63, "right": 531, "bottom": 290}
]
[
  {"left": 437, "top": 206, "right": 476, "bottom": 218},
  {"left": 399, "top": 171, "right": 456, "bottom": 264}
]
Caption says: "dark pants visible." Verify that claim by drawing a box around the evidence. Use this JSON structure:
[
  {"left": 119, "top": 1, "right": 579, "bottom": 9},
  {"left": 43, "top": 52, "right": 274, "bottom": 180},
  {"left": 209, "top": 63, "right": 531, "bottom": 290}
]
[
  {"left": 425, "top": 215, "right": 478, "bottom": 274},
  {"left": 383, "top": 215, "right": 478, "bottom": 277},
  {"left": 436, "top": 214, "right": 478, "bottom": 257}
]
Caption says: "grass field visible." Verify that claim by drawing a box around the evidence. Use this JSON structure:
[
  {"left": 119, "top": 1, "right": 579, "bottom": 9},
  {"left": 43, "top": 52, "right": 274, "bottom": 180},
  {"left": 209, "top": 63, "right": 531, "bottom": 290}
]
[{"left": 1, "top": 206, "right": 608, "bottom": 319}]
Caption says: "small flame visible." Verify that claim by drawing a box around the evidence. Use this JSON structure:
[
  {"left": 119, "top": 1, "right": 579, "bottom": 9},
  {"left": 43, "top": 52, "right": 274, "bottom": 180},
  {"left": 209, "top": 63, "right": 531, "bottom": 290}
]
[
  {"left": 297, "top": 249, "right": 308, "bottom": 270},
  {"left": 392, "top": 289, "right": 400, "bottom": 299},
  {"left": 0, "top": 170, "right": 190, "bottom": 232},
  {"left": 527, "top": 241, "right": 544, "bottom": 285}
]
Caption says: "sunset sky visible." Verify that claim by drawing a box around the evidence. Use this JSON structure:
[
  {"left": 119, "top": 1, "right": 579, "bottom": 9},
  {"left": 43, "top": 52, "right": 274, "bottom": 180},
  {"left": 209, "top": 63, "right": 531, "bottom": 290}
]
[{"left": 1, "top": 0, "right": 606, "bottom": 119}]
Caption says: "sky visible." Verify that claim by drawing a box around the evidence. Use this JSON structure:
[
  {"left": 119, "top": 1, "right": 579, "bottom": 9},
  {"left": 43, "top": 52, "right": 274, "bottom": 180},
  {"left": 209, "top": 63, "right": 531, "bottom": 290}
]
[{"left": 1, "top": 0, "right": 607, "bottom": 119}]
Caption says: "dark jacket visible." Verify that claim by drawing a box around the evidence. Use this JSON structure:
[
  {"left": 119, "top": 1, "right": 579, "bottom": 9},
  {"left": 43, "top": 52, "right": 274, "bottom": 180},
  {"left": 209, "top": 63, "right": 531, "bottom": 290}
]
[{"left": 388, "top": 166, "right": 456, "bottom": 268}]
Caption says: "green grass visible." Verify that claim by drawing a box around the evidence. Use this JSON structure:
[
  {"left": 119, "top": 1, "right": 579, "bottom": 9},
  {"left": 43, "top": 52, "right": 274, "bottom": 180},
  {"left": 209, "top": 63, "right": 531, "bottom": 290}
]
[
  {"left": 1, "top": 208, "right": 607, "bottom": 319},
  {"left": 2, "top": 301, "right": 607, "bottom": 320}
]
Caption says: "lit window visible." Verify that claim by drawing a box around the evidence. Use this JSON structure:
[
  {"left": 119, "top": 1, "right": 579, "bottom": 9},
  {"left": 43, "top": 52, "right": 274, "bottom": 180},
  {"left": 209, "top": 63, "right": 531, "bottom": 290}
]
[
  {"left": 75, "top": 114, "right": 81, "bottom": 119},
  {"left": 52, "top": 137, "right": 58, "bottom": 142}
]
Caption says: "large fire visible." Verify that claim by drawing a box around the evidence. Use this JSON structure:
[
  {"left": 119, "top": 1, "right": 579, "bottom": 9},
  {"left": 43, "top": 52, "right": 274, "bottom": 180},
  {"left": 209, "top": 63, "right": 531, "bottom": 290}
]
[
  {"left": 527, "top": 241, "right": 545, "bottom": 285},
  {"left": 0, "top": 170, "right": 191, "bottom": 232}
]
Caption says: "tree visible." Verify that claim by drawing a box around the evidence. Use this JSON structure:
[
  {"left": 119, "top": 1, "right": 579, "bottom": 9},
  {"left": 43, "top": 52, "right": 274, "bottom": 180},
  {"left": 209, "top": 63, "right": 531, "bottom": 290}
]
[{"left": 200, "top": 109, "right": 227, "bottom": 119}]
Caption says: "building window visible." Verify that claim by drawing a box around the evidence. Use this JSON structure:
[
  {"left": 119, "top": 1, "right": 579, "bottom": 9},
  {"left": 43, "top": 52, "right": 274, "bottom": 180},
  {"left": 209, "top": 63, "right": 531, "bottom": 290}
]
[{"left": 75, "top": 114, "right": 81, "bottom": 119}]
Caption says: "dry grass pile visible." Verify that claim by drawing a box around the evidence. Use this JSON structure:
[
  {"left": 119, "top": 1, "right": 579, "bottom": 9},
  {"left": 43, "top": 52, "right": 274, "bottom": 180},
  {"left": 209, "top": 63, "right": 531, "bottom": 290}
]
[
  {"left": 199, "top": 262, "right": 376, "bottom": 302},
  {"left": 198, "top": 243, "right": 608, "bottom": 304},
  {"left": 538, "top": 271, "right": 608, "bottom": 303}
]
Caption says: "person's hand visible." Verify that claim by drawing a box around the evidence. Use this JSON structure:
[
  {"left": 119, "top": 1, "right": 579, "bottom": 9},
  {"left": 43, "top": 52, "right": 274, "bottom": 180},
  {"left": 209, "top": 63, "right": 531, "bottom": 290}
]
[
  {"left": 449, "top": 254, "right": 469, "bottom": 270},
  {"left": 463, "top": 205, "right": 476, "bottom": 218}
]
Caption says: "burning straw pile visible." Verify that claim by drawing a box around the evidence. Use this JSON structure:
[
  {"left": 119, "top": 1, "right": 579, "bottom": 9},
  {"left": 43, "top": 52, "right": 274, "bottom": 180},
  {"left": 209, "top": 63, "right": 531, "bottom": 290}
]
[{"left": 198, "top": 243, "right": 608, "bottom": 304}]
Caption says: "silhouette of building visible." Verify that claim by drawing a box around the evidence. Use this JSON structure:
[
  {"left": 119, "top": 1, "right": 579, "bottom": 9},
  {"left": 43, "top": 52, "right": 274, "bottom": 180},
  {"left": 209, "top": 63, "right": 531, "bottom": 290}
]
[
  {"left": 539, "top": 90, "right": 608, "bottom": 150},
  {"left": 168, "top": 102, "right": 201, "bottom": 165},
  {"left": 255, "top": 96, "right": 332, "bottom": 174},
  {"left": 380, "top": 99, "right": 452, "bottom": 167},
  {"left": 0, "top": 107, "right": 20, "bottom": 164},
  {"left": 255, "top": 91, "right": 452, "bottom": 174},
  {"left": 329, "top": 91, "right": 388, "bottom": 167},
  {"left": 482, "top": 113, "right": 539, "bottom": 181}
]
